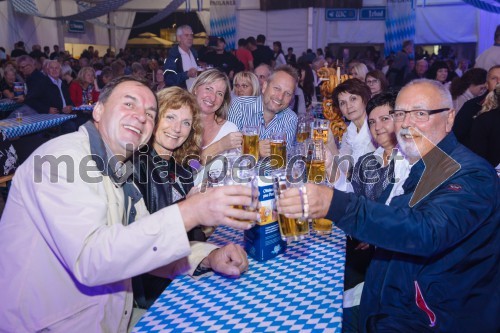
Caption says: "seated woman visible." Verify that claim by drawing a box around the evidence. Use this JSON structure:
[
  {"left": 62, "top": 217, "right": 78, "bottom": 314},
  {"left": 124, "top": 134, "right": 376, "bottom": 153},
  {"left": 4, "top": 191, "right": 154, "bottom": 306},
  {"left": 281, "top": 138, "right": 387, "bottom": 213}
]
[
  {"left": 232, "top": 71, "right": 260, "bottom": 97},
  {"left": 190, "top": 69, "right": 242, "bottom": 184},
  {"left": 450, "top": 68, "right": 487, "bottom": 112},
  {"left": 329, "top": 78, "right": 375, "bottom": 189},
  {"left": 69, "top": 66, "right": 99, "bottom": 106},
  {"left": 342, "top": 91, "right": 410, "bottom": 332},
  {"left": 365, "top": 69, "right": 389, "bottom": 98},
  {"left": 426, "top": 60, "right": 451, "bottom": 89},
  {"left": 0, "top": 67, "right": 20, "bottom": 101},
  {"left": 133, "top": 86, "right": 248, "bottom": 310}
]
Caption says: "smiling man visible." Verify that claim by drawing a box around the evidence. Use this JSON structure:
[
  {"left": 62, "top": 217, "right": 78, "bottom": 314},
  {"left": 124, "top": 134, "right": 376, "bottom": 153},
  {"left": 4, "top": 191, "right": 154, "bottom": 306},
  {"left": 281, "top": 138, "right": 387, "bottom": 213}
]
[
  {"left": 278, "top": 79, "right": 499, "bottom": 332},
  {"left": 0, "top": 76, "right": 258, "bottom": 332},
  {"left": 228, "top": 65, "right": 298, "bottom": 158}
]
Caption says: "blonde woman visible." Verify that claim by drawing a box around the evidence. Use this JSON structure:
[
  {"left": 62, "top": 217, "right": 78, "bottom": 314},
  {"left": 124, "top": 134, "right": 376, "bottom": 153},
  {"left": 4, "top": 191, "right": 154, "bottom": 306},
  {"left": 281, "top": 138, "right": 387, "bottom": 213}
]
[
  {"left": 232, "top": 71, "right": 260, "bottom": 97},
  {"left": 69, "top": 66, "right": 99, "bottom": 106},
  {"left": 190, "top": 68, "right": 242, "bottom": 165}
]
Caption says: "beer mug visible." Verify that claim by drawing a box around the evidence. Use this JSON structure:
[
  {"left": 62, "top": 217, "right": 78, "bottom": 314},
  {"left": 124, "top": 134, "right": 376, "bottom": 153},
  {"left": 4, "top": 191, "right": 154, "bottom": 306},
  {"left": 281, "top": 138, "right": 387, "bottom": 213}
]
[
  {"left": 305, "top": 140, "right": 326, "bottom": 184},
  {"left": 272, "top": 165, "right": 309, "bottom": 242},
  {"left": 296, "top": 121, "right": 310, "bottom": 143},
  {"left": 312, "top": 119, "right": 330, "bottom": 144},
  {"left": 224, "top": 157, "right": 259, "bottom": 225},
  {"left": 242, "top": 125, "right": 259, "bottom": 162},
  {"left": 270, "top": 132, "right": 286, "bottom": 169}
]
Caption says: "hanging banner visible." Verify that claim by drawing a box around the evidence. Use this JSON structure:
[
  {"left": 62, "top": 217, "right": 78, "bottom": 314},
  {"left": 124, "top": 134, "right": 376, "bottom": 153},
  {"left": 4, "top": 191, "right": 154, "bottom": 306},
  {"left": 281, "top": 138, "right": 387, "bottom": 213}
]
[
  {"left": 384, "top": 0, "right": 415, "bottom": 57},
  {"left": 210, "top": 0, "right": 236, "bottom": 50},
  {"left": 462, "top": 0, "right": 500, "bottom": 13}
]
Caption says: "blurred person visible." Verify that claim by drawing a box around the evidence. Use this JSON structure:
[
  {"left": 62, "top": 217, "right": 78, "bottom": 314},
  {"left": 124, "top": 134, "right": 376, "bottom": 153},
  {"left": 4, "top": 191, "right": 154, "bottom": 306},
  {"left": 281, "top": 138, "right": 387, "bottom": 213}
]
[
  {"left": 426, "top": 60, "right": 450, "bottom": 88},
  {"left": 403, "top": 58, "right": 428, "bottom": 84},
  {"left": 132, "top": 86, "right": 249, "bottom": 311},
  {"left": 469, "top": 84, "right": 500, "bottom": 168},
  {"left": 475, "top": 24, "right": 500, "bottom": 71},
  {"left": 297, "top": 62, "right": 316, "bottom": 108},
  {"left": 111, "top": 59, "right": 126, "bottom": 78},
  {"left": 98, "top": 66, "right": 113, "bottom": 90},
  {"left": 350, "top": 62, "right": 369, "bottom": 82},
  {"left": 249, "top": 35, "right": 273, "bottom": 67},
  {"left": 387, "top": 40, "right": 413, "bottom": 88},
  {"left": 235, "top": 38, "right": 254, "bottom": 71},
  {"left": 455, "top": 58, "right": 470, "bottom": 77},
  {"left": 278, "top": 79, "right": 499, "bottom": 333},
  {"left": 131, "top": 62, "right": 147, "bottom": 80},
  {"left": 453, "top": 65, "right": 500, "bottom": 148},
  {"left": 60, "top": 64, "right": 74, "bottom": 85},
  {"left": 0, "top": 76, "right": 257, "bottom": 332},
  {"left": 365, "top": 69, "right": 389, "bottom": 97},
  {"left": 23, "top": 58, "right": 73, "bottom": 115},
  {"left": 232, "top": 71, "right": 259, "bottom": 97},
  {"left": 0, "top": 67, "right": 19, "bottom": 101},
  {"left": 153, "top": 68, "right": 166, "bottom": 92},
  {"left": 69, "top": 66, "right": 99, "bottom": 107},
  {"left": 450, "top": 67, "right": 487, "bottom": 112},
  {"left": 272, "top": 41, "right": 286, "bottom": 68},
  {"left": 163, "top": 25, "right": 199, "bottom": 90},
  {"left": 204, "top": 37, "right": 242, "bottom": 81},
  {"left": 254, "top": 63, "right": 272, "bottom": 89},
  {"left": 285, "top": 47, "right": 296, "bottom": 66}
]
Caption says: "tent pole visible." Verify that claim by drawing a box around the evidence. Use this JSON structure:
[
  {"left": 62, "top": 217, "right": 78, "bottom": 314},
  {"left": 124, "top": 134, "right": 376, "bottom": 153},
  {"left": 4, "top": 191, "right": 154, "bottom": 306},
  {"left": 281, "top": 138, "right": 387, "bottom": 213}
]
[{"left": 54, "top": 0, "right": 65, "bottom": 54}]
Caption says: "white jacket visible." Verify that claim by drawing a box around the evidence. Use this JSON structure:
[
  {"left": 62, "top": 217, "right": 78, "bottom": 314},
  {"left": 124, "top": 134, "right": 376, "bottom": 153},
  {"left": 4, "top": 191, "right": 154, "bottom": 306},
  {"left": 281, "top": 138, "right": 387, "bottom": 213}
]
[{"left": 0, "top": 126, "right": 202, "bottom": 332}]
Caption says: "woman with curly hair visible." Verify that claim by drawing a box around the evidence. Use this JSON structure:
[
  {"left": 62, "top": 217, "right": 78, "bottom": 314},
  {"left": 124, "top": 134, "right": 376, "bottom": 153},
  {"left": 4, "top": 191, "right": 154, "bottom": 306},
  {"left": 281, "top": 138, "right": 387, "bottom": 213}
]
[{"left": 132, "top": 86, "right": 205, "bottom": 309}]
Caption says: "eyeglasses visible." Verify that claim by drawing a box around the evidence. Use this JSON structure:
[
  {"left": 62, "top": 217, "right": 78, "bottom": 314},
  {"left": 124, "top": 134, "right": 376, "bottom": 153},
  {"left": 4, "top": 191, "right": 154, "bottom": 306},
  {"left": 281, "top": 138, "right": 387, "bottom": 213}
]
[
  {"left": 234, "top": 83, "right": 249, "bottom": 89},
  {"left": 366, "top": 79, "right": 379, "bottom": 85},
  {"left": 390, "top": 108, "right": 450, "bottom": 122}
]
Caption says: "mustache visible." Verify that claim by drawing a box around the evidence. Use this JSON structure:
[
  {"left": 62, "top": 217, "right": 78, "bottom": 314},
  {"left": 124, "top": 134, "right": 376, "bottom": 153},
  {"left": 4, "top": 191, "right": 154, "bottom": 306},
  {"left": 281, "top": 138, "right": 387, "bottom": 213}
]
[{"left": 398, "top": 127, "right": 421, "bottom": 137}]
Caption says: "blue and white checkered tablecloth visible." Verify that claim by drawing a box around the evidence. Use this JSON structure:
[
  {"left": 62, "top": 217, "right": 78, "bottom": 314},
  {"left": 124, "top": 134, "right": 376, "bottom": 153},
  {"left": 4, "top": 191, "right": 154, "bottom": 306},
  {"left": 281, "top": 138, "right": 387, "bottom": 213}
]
[
  {"left": 0, "top": 114, "right": 76, "bottom": 141},
  {"left": 133, "top": 225, "right": 346, "bottom": 333},
  {"left": 0, "top": 99, "right": 22, "bottom": 113},
  {"left": 72, "top": 104, "right": 94, "bottom": 112}
]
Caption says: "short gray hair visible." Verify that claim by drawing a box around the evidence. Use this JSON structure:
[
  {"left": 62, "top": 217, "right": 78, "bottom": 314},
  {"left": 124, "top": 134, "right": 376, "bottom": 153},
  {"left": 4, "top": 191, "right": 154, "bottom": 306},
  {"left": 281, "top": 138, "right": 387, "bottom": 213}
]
[
  {"left": 401, "top": 78, "right": 453, "bottom": 109},
  {"left": 176, "top": 25, "right": 192, "bottom": 36}
]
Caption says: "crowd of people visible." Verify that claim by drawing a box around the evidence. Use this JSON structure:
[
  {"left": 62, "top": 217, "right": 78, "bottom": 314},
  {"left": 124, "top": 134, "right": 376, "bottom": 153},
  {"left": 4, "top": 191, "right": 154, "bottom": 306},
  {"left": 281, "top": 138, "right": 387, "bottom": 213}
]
[{"left": 0, "top": 23, "right": 499, "bottom": 333}]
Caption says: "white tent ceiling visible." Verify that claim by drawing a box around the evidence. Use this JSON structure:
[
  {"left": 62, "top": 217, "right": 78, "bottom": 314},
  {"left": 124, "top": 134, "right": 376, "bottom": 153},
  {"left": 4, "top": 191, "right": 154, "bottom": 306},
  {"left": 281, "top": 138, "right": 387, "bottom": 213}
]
[{"left": 0, "top": 0, "right": 497, "bottom": 59}]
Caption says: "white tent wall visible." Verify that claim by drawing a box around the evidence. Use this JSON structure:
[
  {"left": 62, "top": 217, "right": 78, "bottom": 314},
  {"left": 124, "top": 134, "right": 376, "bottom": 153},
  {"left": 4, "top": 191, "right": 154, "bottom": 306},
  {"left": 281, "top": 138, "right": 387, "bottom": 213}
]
[{"left": 236, "top": 8, "right": 308, "bottom": 61}]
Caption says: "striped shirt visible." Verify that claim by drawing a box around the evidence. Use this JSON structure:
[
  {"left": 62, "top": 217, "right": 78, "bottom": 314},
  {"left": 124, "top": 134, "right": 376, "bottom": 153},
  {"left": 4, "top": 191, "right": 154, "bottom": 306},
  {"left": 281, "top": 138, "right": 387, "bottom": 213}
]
[{"left": 228, "top": 95, "right": 298, "bottom": 150}]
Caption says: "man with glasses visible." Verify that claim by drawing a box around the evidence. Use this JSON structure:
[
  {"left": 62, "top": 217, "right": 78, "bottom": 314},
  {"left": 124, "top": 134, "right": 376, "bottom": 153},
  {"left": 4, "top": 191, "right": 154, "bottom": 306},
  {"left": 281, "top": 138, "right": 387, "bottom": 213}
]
[{"left": 278, "top": 78, "right": 499, "bottom": 332}]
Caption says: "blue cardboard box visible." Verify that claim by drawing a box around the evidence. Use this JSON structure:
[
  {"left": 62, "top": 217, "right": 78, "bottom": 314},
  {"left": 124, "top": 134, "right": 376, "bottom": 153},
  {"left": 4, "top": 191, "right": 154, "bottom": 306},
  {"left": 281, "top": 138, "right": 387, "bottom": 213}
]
[{"left": 244, "top": 180, "right": 286, "bottom": 261}]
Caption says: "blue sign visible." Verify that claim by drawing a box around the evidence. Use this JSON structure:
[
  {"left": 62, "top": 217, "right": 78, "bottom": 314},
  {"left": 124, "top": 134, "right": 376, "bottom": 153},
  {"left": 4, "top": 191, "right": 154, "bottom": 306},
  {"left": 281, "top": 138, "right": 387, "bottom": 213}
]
[
  {"left": 359, "top": 7, "right": 386, "bottom": 20},
  {"left": 68, "top": 20, "right": 85, "bottom": 33},
  {"left": 325, "top": 8, "right": 357, "bottom": 21}
]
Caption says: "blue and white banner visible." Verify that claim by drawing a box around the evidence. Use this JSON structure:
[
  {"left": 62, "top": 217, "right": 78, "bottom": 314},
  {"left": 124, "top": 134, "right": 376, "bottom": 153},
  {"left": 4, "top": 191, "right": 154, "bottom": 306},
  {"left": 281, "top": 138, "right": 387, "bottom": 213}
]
[
  {"left": 210, "top": 0, "right": 237, "bottom": 50},
  {"left": 462, "top": 0, "right": 500, "bottom": 13},
  {"left": 384, "top": 0, "right": 415, "bottom": 57}
]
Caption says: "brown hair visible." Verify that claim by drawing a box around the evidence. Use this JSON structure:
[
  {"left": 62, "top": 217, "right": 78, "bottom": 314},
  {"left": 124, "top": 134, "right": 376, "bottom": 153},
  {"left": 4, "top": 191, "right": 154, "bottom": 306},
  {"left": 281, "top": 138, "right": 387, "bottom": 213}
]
[
  {"left": 332, "top": 78, "right": 371, "bottom": 108},
  {"left": 156, "top": 87, "right": 202, "bottom": 162}
]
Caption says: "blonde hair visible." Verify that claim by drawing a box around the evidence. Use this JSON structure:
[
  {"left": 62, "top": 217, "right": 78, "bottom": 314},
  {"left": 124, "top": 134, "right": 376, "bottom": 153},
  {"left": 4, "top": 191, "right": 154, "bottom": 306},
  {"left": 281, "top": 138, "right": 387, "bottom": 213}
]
[
  {"left": 189, "top": 68, "right": 231, "bottom": 121},
  {"left": 156, "top": 87, "right": 202, "bottom": 163},
  {"left": 75, "top": 66, "right": 95, "bottom": 85},
  {"left": 233, "top": 71, "right": 260, "bottom": 96},
  {"left": 477, "top": 83, "right": 500, "bottom": 116}
]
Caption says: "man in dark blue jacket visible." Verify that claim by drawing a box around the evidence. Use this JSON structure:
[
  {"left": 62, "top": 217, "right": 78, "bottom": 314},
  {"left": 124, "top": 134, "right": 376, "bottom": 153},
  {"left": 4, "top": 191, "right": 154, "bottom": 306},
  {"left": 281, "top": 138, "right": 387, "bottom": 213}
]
[
  {"left": 279, "top": 79, "right": 499, "bottom": 332},
  {"left": 163, "top": 25, "right": 199, "bottom": 90}
]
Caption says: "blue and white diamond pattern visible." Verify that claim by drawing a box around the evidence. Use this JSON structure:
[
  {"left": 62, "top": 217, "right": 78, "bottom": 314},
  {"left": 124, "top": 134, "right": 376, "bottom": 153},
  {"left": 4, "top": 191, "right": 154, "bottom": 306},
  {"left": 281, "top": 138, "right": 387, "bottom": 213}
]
[
  {"left": 133, "top": 226, "right": 345, "bottom": 332},
  {"left": 0, "top": 114, "right": 76, "bottom": 141},
  {"left": 384, "top": 0, "right": 416, "bottom": 56}
]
